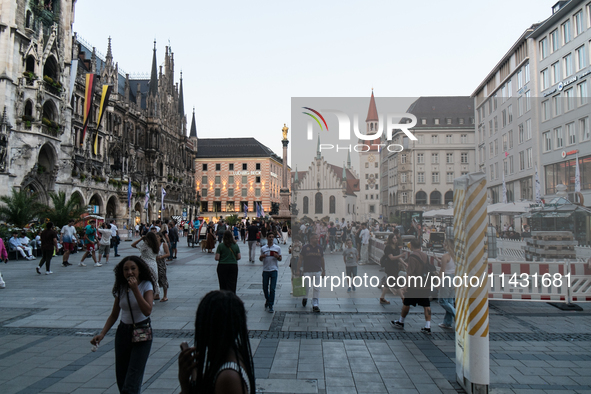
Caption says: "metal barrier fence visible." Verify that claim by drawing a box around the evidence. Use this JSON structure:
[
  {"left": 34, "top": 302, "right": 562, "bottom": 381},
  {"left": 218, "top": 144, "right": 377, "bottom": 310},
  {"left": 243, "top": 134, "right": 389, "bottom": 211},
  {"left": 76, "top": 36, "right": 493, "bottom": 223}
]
[{"left": 369, "top": 237, "right": 591, "bottom": 303}]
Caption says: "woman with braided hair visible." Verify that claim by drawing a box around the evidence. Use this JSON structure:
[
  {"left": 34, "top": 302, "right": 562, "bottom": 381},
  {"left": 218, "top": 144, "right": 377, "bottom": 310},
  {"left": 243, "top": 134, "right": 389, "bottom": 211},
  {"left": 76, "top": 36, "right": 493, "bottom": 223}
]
[{"left": 178, "top": 290, "right": 255, "bottom": 394}]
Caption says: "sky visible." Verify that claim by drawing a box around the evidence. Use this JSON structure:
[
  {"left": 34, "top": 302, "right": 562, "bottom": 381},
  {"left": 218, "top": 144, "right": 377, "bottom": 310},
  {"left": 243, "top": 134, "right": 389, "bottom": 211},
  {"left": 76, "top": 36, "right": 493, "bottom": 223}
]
[{"left": 73, "top": 0, "right": 558, "bottom": 166}]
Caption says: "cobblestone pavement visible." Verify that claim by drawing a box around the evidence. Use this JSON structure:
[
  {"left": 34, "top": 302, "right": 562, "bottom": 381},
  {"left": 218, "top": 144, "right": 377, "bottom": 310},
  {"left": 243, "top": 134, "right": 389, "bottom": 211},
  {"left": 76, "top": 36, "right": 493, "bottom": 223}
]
[{"left": 0, "top": 238, "right": 590, "bottom": 393}]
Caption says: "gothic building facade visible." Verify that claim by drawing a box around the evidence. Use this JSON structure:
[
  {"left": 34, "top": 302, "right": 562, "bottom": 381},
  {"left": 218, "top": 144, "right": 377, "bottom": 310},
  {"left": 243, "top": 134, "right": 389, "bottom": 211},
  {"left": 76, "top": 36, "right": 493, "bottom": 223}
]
[{"left": 0, "top": 0, "right": 197, "bottom": 225}]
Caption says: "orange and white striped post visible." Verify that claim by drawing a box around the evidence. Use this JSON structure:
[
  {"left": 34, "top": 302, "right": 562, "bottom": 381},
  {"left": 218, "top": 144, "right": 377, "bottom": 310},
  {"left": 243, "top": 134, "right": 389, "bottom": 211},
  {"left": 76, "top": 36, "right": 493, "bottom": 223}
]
[{"left": 453, "top": 173, "right": 489, "bottom": 394}]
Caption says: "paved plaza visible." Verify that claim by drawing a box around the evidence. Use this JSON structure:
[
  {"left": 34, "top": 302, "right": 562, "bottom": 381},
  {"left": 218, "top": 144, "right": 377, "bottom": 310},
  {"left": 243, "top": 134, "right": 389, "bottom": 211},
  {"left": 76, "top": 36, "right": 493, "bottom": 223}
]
[{"left": 0, "top": 239, "right": 590, "bottom": 394}]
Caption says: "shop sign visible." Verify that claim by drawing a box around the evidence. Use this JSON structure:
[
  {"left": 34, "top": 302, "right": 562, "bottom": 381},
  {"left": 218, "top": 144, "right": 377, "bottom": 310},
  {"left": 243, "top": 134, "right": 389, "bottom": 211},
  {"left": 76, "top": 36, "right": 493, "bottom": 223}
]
[{"left": 229, "top": 170, "right": 262, "bottom": 176}]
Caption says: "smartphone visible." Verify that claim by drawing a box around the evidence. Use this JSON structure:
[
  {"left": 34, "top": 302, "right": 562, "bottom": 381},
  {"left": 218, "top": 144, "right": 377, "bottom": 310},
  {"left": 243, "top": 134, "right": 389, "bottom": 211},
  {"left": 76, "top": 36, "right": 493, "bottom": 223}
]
[
  {"left": 180, "top": 342, "right": 197, "bottom": 382},
  {"left": 180, "top": 341, "right": 189, "bottom": 351}
]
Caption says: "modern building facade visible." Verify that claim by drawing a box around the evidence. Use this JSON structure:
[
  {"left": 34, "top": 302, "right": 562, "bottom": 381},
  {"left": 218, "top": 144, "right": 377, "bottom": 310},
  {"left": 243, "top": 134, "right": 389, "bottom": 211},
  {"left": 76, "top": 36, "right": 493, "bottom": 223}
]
[
  {"left": 0, "top": 0, "right": 197, "bottom": 225},
  {"left": 472, "top": 25, "right": 540, "bottom": 206},
  {"left": 193, "top": 134, "right": 287, "bottom": 222},
  {"left": 530, "top": 0, "right": 591, "bottom": 204},
  {"left": 380, "top": 97, "right": 475, "bottom": 221}
]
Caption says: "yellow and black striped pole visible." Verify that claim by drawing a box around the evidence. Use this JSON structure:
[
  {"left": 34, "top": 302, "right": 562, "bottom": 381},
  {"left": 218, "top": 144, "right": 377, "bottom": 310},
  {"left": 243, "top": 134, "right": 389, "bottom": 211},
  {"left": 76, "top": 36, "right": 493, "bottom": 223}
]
[{"left": 453, "top": 172, "right": 489, "bottom": 393}]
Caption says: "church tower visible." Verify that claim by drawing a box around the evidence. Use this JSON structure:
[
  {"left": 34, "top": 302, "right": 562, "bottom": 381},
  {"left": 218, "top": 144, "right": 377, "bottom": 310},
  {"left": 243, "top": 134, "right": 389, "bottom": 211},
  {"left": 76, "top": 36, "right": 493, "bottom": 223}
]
[
  {"left": 189, "top": 107, "right": 198, "bottom": 152},
  {"left": 357, "top": 90, "right": 380, "bottom": 222}
]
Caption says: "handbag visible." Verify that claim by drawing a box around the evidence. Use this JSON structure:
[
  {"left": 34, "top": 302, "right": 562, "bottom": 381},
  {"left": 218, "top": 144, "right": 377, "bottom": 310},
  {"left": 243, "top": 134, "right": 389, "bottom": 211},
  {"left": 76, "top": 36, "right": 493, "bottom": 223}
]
[
  {"left": 126, "top": 290, "right": 152, "bottom": 343},
  {"left": 292, "top": 277, "right": 307, "bottom": 297}
]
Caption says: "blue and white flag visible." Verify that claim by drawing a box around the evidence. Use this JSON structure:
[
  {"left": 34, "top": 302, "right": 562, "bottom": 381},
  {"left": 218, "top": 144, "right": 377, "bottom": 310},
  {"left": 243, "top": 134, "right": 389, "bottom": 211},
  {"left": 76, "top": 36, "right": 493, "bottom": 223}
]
[
  {"left": 127, "top": 178, "right": 132, "bottom": 208},
  {"left": 144, "top": 183, "right": 150, "bottom": 210},
  {"left": 243, "top": 203, "right": 248, "bottom": 217},
  {"left": 260, "top": 203, "right": 266, "bottom": 217},
  {"left": 161, "top": 187, "right": 167, "bottom": 210},
  {"left": 256, "top": 202, "right": 262, "bottom": 218}
]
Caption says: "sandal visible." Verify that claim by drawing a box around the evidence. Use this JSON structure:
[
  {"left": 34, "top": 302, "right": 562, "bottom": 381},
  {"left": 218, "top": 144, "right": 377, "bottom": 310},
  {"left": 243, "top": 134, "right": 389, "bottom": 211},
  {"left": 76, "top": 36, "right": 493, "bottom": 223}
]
[{"left": 160, "top": 298, "right": 169, "bottom": 302}]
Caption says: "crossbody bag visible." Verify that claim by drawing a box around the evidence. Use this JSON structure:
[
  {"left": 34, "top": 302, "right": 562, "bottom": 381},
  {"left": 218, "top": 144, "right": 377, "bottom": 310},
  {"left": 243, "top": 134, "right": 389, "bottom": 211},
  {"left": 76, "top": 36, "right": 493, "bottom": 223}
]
[{"left": 126, "top": 289, "right": 153, "bottom": 343}]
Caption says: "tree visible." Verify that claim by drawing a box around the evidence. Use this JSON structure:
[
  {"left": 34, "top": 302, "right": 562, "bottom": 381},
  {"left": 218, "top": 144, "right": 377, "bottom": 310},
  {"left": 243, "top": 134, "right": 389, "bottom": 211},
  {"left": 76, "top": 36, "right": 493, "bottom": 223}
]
[
  {"left": 0, "top": 188, "right": 44, "bottom": 228},
  {"left": 224, "top": 214, "right": 239, "bottom": 226},
  {"left": 43, "top": 191, "right": 87, "bottom": 227}
]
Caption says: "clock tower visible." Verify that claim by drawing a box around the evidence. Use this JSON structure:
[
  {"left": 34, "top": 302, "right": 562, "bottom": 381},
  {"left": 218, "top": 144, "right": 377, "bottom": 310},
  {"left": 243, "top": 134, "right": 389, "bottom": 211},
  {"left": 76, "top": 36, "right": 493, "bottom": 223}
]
[{"left": 357, "top": 90, "right": 380, "bottom": 223}]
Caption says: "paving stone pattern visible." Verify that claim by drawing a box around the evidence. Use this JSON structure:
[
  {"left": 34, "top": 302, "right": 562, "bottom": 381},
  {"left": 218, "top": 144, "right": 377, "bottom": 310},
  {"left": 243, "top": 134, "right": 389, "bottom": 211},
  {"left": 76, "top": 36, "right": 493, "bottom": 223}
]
[{"left": 0, "top": 239, "right": 590, "bottom": 393}]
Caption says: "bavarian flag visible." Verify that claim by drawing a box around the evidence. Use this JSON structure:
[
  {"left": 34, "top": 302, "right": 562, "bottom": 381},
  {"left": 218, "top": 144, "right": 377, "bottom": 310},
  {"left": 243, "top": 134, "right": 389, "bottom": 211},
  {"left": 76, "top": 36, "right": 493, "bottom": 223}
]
[
  {"left": 81, "top": 74, "right": 96, "bottom": 145},
  {"left": 93, "top": 85, "right": 113, "bottom": 155}
]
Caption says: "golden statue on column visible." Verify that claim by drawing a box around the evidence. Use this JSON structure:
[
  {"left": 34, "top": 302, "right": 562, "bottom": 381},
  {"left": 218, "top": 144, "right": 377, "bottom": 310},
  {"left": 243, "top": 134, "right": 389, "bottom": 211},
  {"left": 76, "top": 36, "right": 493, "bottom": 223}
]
[{"left": 282, "top": 123, "right": 289, "bottom": 141}]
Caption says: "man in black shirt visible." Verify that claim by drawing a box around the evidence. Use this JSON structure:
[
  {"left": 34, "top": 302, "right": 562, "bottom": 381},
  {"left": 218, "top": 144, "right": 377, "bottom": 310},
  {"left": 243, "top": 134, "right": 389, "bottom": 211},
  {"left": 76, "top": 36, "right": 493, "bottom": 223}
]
[{"left": 246, "top": 221, "right": 261, "bottom": 263}]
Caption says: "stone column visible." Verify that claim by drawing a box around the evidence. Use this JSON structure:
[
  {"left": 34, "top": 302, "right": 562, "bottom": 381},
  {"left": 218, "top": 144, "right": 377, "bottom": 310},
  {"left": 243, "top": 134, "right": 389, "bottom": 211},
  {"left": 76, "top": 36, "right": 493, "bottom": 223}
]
[{"left": 278, "top": 125, "right": 291, "bottom": 218}]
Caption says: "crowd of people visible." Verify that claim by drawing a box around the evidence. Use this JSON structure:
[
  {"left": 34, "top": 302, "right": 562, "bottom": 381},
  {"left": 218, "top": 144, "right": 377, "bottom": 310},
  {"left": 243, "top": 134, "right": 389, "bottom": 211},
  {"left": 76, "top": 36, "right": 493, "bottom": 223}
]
[{"left": 1, "top": 215, "right": 459, "bottom": 393}]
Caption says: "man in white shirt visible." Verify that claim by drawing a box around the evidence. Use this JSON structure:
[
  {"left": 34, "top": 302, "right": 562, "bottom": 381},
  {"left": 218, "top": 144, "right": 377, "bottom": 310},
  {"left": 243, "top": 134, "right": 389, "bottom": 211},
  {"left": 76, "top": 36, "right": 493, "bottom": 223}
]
[
  {"left": 97, "top": 224, "right": 112, "bottom": 264},
  {"left": 61, "top": 219, "right": 77, "bottom": 266},
  {"left": 359, "top": 223, "right": 370, "bottom": 265},
  {"left": 110, "top": 220, "right": 120, "bottom": 257},
  {"left": 260, "top": 233, "right": 282, "bottom": 313},
  {"left": 9, "top": 232, "right": 34, "bottom": 259}
]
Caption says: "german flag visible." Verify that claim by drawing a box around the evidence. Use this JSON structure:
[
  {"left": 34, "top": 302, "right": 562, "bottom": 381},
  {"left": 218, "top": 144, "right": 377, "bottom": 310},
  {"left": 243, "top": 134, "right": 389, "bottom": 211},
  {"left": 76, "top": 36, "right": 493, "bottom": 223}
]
[
  {"left": 93, "top": 85, "right": 113, "bottom": 155},
  {"left": 81, "top": 73, "right": 96, "bottom": 145}
]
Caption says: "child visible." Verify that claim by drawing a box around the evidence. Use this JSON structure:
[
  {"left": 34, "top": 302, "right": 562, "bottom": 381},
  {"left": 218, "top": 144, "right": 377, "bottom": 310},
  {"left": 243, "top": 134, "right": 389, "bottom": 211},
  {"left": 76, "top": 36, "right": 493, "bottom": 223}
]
[{"left": 342, "top": 239, "right": 359, "bottom": 292}]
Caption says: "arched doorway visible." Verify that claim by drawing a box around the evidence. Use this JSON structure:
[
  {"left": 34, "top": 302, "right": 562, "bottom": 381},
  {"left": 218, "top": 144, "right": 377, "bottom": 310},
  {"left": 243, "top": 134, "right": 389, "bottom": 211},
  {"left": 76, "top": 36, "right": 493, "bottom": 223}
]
[
  {"left": 37, "top": 144, "right": 56, "bottom": 175},
  {"left": 106, "top": 196, "right": 118, "bottom": 220},
  {"left": 134, "top": 202, "right": 143, "bottom": 225},
  {"left": 444, "top": 191, "right": 454, "bottom": 205},
  {"left": 430, "top": 191, "right": 442, "bottom": 205},
  {"left": 416, "top": 191, "right": 428, "bottom": 205},
  {"left": 89, "top": 194, "right": 103, "bottom": 215},
  {"left": 71, "top": 191, "right": 85, "bottom": 208}
]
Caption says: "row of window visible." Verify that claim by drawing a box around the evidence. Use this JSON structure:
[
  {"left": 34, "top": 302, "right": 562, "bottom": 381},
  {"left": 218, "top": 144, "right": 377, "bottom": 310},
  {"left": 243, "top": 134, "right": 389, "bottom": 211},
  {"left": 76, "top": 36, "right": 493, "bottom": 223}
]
[
  {"left": 478, "top": 65, "right": 531, "bottom": 123},
  {"left": 541, "top": 81, "right": 589, "bottom": 121},
  {"left": 489, "top": 177, "right": 533, "bottom": 204},
  {"left": 542, "top": 117, "right": 591, "bottom": 152},
  {"left": 414, "top": 152, "right": 469, "bottom": 164},
  {"left": 202, "top": 188, "right": 262, "bottom": 198},
  {"left": 202, "top": 163, "right": 261, "bottom": 171},
  {"left": 419, "top": 118, "right": 473, "bottom": 125},
  {"left": 545, "top": 154, "right": 591, "bottom": 194},
  {"left": 200, "top": 201, "right": 263, "bottom": 213},
  {"left": 414, "top": 134, "right": 469, "bottom": 145},
  {"left": 541, "top": 49, "right": 588, "bottom": 90},
  {"left": 201, "top": 175, "right": 263, "bottom": 185},
  {"left": 301, "top": 194, "right": 337, "bottom": 215},
  {"left": 395, "top": 190, "right": 454, "bottom": 205},
  {"left": 364, "top": 162, "right": 379, "bottom": 168},
  {"left": 539, "top": 6, "right": 590, "bottom": 61},
  {"left": 486, "top": 148, "right": 533, "bottom": 181}
]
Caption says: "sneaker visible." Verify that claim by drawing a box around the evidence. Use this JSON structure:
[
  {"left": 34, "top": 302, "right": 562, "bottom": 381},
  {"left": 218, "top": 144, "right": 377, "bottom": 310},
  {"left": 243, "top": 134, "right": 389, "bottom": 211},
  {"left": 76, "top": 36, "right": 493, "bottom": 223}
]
[
  {"left": 391, "top": 320, "right": 404, "bottom": 329},
  {"left": 36, "top": 266, "right": 41, "bottom": 275},
  {"left": 268, "top": 307, "right": 274, "bottom": 313},
  {"left": 264, "top": 303, "right": 269, "bottom": 311},
  {"left": 379, "top": 298, "right": 391, "bottom": 305},
  {"left": 421, "top": 327, "right": 432, "bottom": 335},
  {"left": 27, "top": 256, "right": 35, "bottom": 260},
  {"left": 438, "top": 323, "right": 452, "bottom": 329},
  {"left": 62, "top": 262, "right": 68, "bottom": 267},
  {"left": 347, "top": 287, "right": 351, "bottom": 293},
  {"left": 115, "top": 254, "right": 121, "bottom": 257},
  {"left": 45, "top": 271, "right": 53, "bottom": 275},
  {"left": 302, "top": 298, "right": 308, "bottom": 307},
  {"left": 79, "top": 262, "right": 86, "bottom": 267},
  {"left": 94, "top": 263, "right": 102, "bottom": 267},
  {"left": 312, "top": 306, "right": 320, "bottom": 313}
]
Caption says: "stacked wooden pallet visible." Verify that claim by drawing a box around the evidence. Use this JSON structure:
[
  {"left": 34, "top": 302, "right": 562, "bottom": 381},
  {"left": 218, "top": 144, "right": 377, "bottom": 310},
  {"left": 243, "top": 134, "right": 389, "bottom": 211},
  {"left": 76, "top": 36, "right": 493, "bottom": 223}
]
[{"left": 523, "top": 231, "right": 577, "bottom": 261}]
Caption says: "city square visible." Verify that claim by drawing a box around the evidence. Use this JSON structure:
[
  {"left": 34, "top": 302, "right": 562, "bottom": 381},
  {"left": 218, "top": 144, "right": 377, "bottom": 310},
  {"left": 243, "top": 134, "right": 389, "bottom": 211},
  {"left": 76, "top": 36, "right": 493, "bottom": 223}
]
[{"left": 2, "top": 0, "right": 591, "bottom": 393}]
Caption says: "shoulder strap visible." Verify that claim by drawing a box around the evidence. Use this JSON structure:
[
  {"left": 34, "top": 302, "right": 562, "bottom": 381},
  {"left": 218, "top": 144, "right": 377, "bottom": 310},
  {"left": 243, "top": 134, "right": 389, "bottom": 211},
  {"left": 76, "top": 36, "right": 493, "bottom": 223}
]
[
  {"left": 126, "top": 290, "right": 136, "bottom": 326},
  {"left": 214, "top": 362, "right": 251, "bottom": 394}
]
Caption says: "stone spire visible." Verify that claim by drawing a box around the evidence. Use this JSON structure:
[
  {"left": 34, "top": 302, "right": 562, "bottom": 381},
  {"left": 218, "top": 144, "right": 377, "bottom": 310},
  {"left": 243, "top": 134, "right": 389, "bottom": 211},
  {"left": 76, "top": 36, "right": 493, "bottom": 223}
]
[
  {"left": 342, "top": 162, "right": 347, "bottom": 181},
  {"left": 316, "top": 135, "right": 321, "bottom": 160},
  {"left": 294, "top": 166, "right": 299, "bottom": 182},
  {"left": 149, "top": 41, "right": 158, "bottom": 97},
  {"left": 347, "top": 150, "right": 351, "bottom": 168},
  {"left": 106, "top": 36, "right": 113, "bottom": 62},
  {"left": 178, "top": 71, "right": 185, "bottom": 117},
  {"left": 189, "top": 107, "right": 197, "bottom": 137}
]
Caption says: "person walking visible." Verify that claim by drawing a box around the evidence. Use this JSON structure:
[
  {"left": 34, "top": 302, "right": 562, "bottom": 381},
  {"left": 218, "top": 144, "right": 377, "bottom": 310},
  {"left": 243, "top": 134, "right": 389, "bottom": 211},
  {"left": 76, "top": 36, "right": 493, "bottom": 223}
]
[
  {"left": 36, "top": 222, "right": 58, "bottom": 275},
  {"left": 246, "top": 221, "right": 260, "bottom": 263},
  {"left": 215, "top": 230, "right": 241, "bottom": 294},
  {"left": 342, "top": 239, "right": 358, "bottom": 292},
  {"left": 240, "top": 222, "right": 246, "bottom": 243},
  {"left": 260, "top": 233, "right": 281, "bottom": 313},
  {"left": 178, "top": 290, "right": 255, "bottom": 394},
  {"left": 281, "top": 222, "right": 289, "bottom": 245},
  {"left": 80, "top": 220, "right": 101, "bottom": 267},
  {"left": 110, "top": 220, "right": 120, "bottom": 257},
  {"left": 438, "top": 239, "right": 456, "bottom": 329},
  {"left": 359, "top": 223, "right": 370, "bottom": 265},
  {"left": 216, "top": 220, "right": 227, "bottom": 244},
  {"left": 205, "top": 223, "right": 216, "bottom": 253},
  {"left": 0, "top": 237, "right": 8, "bottom": 263},
  {"left": 168, "top": 221, "right": 179, "bottom": 260},
  {"left": 297, "top": 234, "right": 326, "bottom": 313},
  {"left": 131, "top": 231, "right": 160, "bottom": 300},
  {"left": 91, "top": 256, "right": 155, "bottom": 393},
  {"left": 156, "top": 232, "right": 170, "bottom": 302},
  {"left": 379, "top": 233, "right": 405, "bottom": 304},
  {"left": 61, "top": 219, "right": 77, "bottom": 267},
  {"left": 391, "top": 238, "right": 433, "bottom": 334},
  {"left": 97, "top": 223, "right": 112, "bottom": 265}
]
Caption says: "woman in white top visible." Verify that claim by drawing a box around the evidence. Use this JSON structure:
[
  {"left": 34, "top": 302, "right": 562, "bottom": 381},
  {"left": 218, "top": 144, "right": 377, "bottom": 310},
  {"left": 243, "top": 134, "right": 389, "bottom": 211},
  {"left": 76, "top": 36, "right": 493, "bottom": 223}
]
[
  {"left": 131, "top": 231, "right": 160, "bottom": 298},
  {"left": 156, "top": 232, "right": 170, "bottom": 302},
  {"left": 438, "top": 239, "right": 456, "bottom": 329},
  {"left": 91, "top": 256, "right": 155, "bottom": 393}
]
